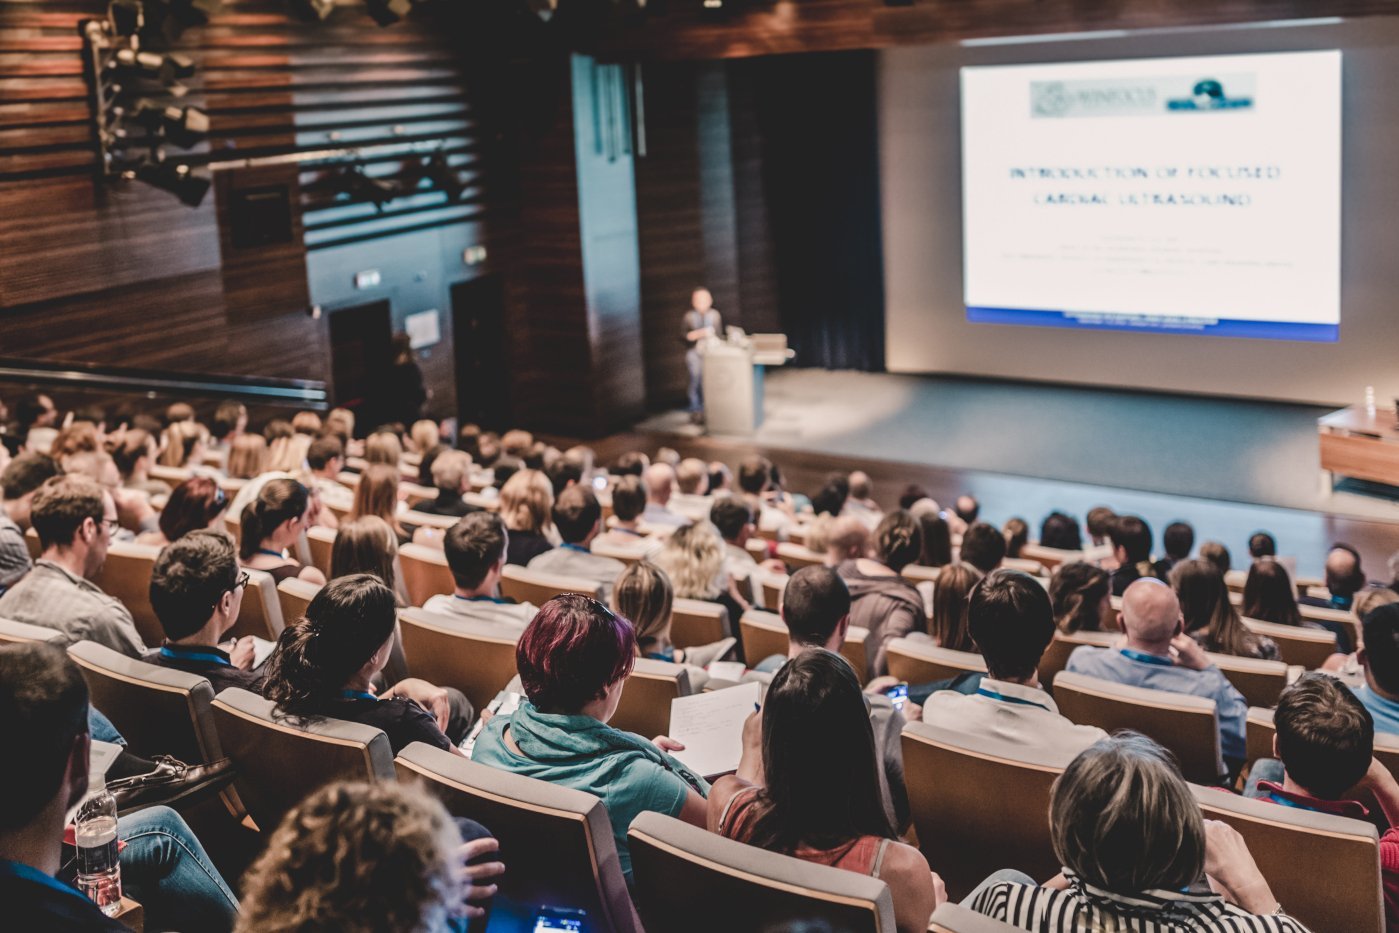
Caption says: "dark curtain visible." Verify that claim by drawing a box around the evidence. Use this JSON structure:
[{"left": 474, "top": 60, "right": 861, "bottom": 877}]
[{"left": 738, "top": 51, "right": 886, "bottom": 372}]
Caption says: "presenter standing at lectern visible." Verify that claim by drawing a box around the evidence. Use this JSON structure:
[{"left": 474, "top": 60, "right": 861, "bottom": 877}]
[{"left": 682, "top": 287, "right": 722, "bottom": 424}]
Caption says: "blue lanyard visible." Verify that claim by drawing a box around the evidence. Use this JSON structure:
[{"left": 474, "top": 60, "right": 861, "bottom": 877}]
[
  {"left": 455, "top": 594, "right": 508, "bottom": 604},
  {"left": 1120, "top": 648, "right": 1173, "bottom": 667},
  {"left": 0, "top": 859, "right": 91, "bottom": 906},
  {"left": 976, "top": 686, "right": 1053, "bottom": 711},
  {"left": 161, "top": 645, "right": 232, "bottom": 667},
  {"left": 1266, "top": 791, "right": 1307, "bottom": 810},
  {"left": 340, "top": 689, "right": 376, "bottom": 701},
  {"left": 256, "top": 548, "right": 284, "bottom": 559},
  {"left": 561, "top": 543, "right": 590, "bottom": 554}
]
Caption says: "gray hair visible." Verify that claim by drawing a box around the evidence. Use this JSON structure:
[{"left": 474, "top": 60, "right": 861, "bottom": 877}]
[{"left": 1050, "top": 733, "right": 1204, "bottom": 894}]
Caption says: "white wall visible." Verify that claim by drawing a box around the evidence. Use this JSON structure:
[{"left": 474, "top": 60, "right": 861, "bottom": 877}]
[{"left": 880, "top": 19, "right": 1399, "bottom": 406}]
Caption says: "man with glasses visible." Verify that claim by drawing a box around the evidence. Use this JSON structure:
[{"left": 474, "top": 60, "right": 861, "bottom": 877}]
[
  {"left": 145, "top": 530, "right": 265, "bottom": 693},
  {"left": 0, "top": 475, "right": 145, "bottom": 656}
]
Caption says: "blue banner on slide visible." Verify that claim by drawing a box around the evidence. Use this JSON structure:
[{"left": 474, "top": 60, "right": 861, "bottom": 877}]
[{"left": 966, "top": 306, "right": 1338, "bottom": 342}]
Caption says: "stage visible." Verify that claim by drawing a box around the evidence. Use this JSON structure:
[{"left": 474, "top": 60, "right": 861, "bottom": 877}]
[{"left": 628, "top": 369, "right": 1399, "bottom": 579}]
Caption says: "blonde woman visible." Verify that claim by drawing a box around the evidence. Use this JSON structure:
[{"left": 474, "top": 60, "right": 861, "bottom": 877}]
[
  {"left": 365, "top": 430, "right": 403, "bottom": 468},
  {"left": 236, "top": 780, "right": 504, "bottom": 933},
  {"left": 290, "top": 410, "right": 322, "bottom": 436},
  {"left": 615, "top": 560, "right": 732, "bottom": 675},
  {"left": 226, "top": 433, "right": 269, "bottom": 480},
  {"left": 653, "top": 521, "right": 745, "bottom": 641},
  {"left": 267, "top": 431, "right": 311, "bottom": 474},
  {"left": 350, "top": 463, "right": 410, "bottom": 544},
  {"left": 158, "top": 419, "right": 209, "bottom": 470},
  {"left": 499, "top": 468, "right": 555, "bottom": 566}
]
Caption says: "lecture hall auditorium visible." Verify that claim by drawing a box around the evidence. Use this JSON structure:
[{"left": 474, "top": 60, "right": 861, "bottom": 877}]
[{"left": 1, "top": 1, "right": 1397, "bottom": 931}]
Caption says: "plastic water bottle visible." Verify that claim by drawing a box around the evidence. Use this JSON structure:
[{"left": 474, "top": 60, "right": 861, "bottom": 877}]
[{"left": 74, "top": 775, "right": 122, "bottom": 916}]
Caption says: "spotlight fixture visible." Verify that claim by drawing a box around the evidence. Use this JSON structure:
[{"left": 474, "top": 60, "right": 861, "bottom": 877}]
[
  {"left": 130, "top": 99, "right": 210, "bottom": 148},
  {"left": 109, "top": 0, "right": 146, "bottom": 36},
  {"left": 140, "top": 0, "right": 223, "bottom": 46},
  {"left": 365, "top": 0, "right": 412, "bottom": 26},
  {"left": 112, "top": 47, "right": 197, "bottom": 84},
  {"left": 134, "top": 159, "right": 211, "bottom": 207},
  {"left": 290, "top": 0, "right": 336, "bottom": 21}
]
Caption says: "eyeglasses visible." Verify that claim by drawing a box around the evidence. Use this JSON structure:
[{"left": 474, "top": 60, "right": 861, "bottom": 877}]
[
  {"left": 100, "top": 517, "right": 120, "bottom": 532},
  {"left": 232, "top": 571, "right": 250, "bottom": 592}
]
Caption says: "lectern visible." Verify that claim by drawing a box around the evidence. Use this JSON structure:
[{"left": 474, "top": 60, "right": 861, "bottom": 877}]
[{"left": 701, "top": 333, "right": 793, "bottom": 434}]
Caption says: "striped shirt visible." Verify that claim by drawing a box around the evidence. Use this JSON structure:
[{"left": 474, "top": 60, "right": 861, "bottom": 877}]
[{"left": 971, "top": 871, "right": 1311, "bottom": 932}]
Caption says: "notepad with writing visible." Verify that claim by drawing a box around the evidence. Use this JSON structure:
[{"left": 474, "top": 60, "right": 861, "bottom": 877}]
[{"left": 667, "top": 681, "right": 761, "bottom": 779}]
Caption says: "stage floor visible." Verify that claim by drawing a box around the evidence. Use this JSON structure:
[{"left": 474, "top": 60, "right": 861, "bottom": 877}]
[{"left": 631, "top": 369, "right": 1399, "bottom": 577}]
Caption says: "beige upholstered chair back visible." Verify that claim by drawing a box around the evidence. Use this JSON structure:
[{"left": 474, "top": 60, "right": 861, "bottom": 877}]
[
  {"left": 1206, "top": 652, "right": 1290, "bottom": 708},
  {"left": 0, "top": 617, "right": 67, "bottom": 644},
  {"left": 902, "top": 721, "right": 1064, "bottom": 900},
  {"left": 68, "top": 640, "right": 222, "bottom": 767},
  {"left": 1053, "top": 671, "right": 1221, "bottom": 784},
  {"left": 211, "top": 687, "right": 395, "bottom": 831},
  {"left": 739, "top": 609, "right": 788, "bottom": 668},
  {"left": 610, "top": 657, "right": 692, "bottom": 738},
  {"left": 304, "top": 525, "right": 337, "bottom": 578},
  {"left": 397, "top": 607, "right": 521, "bottom": 715},
  {"left": 92, "top": 540, "right": 163, "bottom": 647},
  {"left": 395, "top": 742, "right": 642, "bottom": 933},
  {"left": 1038, "top": 630, "right": 1117, "bottom": 692},
  {"left": 1193, "top": 784, "right": 1383, "bottom": 933},
  {"left": 669, "top": 597, "right": 729, "bottom": 650},
  {"left": 499, "top": 564, "right": 600, "bottom": 607},
  {"left": 887, "top": 638, "right": 986, "bottom": 686},
  {"left": 1242, "top": 617, "right": 1337, "bottom": 669},
  {"left": 627, "top": 811, "right": 896, "bottom": 933},
  {"left": 399, "top": 542, "right": 456, "bottom": 607},
  {"left": 275, "top": 576, "right": 321, "bottom": 630},
  {"left": 225, "top": 567, "right": 285, "bottom": 641}
]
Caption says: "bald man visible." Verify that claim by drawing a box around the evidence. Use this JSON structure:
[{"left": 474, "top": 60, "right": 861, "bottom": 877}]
[
  {"left": 641, "top": 462, "right": 689, "bottom": 528},
  {"left": 1064, "top": 578, "right": 1247, "bottom": 779}
]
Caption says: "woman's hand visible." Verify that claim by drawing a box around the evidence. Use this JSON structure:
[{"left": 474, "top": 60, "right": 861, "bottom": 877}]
[{"left": 456, "top": 836, "right": 504, "bottom": 919}]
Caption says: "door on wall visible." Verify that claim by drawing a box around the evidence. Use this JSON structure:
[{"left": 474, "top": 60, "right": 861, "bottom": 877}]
[
  {"left": 327, "top": 299, "right": 393, "bottom": 433},
  {"left": 452, "top": 275, "right": 509, "bottom": 430}
]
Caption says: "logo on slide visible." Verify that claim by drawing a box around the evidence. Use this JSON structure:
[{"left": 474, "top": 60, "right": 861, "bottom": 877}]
[{"left": 1167, "top": 78, "right": 1255, "bottom": 111}]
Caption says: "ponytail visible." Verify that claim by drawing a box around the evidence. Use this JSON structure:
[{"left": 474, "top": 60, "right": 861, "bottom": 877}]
[
  {"left": 239, "top": 478, "right": 310, "bottom": 560},
  {"left": 263, "top": 574, "right": 398, "bottom": 720}
]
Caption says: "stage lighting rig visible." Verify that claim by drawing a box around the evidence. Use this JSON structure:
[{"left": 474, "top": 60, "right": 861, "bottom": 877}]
[
  {"left": 112, "top": 47, "right": 197, "bottom": 85},
  {"left": 128, "top": 98, "right": 210, "bottom": 148},
  {"left": 290, "top": 0, "right": 337, "bottom": 21},
  {"left": 133, "top": 158, "right": 212, "bottom": 207}
]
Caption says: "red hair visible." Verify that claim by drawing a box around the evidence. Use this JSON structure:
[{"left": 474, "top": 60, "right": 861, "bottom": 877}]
[
  {"left": 516, "top": 595, "right": 636, "bottom": 713},
  {"left": 158, "top": 477, "right": 228, "bottom": 543}
]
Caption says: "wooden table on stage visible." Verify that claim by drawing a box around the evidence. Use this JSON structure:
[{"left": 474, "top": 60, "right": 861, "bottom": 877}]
[{"left": 1318, "top": 405, "right": 1399, "bottom": 489}]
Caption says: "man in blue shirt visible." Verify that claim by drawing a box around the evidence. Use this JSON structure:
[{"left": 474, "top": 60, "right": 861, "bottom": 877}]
[
  {"left": 1357, "top": 602, "right": 1399, "bottom": 735},
  {"left": 1066, "top": 577, "right": 1247, "bottom": 778}
]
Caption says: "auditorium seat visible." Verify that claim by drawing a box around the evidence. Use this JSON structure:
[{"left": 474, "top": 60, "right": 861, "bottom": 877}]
[
  {"left": 1205, "top": 653, "right": 1292, "bottom": 708},
  {"left": 901, "top": 721, "right": 1064, "bottom": 901},
  {"left": 1018, "top": 543, "right": 1084, "bottom": 572},
  {"left": 24, "top": 526, "right": 41, "bottom": 561},
  {"left": 276, "top": 576, "right": 321, "bottom": 628},
  {"left": 668, "top": 597, "right": 729, "bottom": 650},
  {"left": 397, "top": 607, "right": 520, "bottom": 716},
  {"left": 68, "top": 641, "right": 222, "bottom": 768},
  {"left": 0, "top": 617, "right": 66, "bottom": 644},
  {"left": 1001, "top": 556, "right": 1047, "bottom": 577},
  {"left": 757, "top": 572, "right": 787, "bottom": 612},
  {"left": 92, "top": 539, "right": 162, "bottom": 649},
  {"left": 1241, "top": 618, "right": 1337, "bottom": 669},
  {"left": 627, "top": 811, "right": 896, "bottom": 933},
  {"left": 499, "top": 564, "right": 601, "bottom": 607},
  {"left": 1052, "top": 671, "right": 1221, "bottom": 784},
  {"left": 900, "top": 564, "right": 942, "bottom": 586},
  {"left": 401, "top": 481, "right": 437, "bottom": 508},
  {"left": 393, "top": 743, "right": 642, "bottom": 933},
  {"left": 929, "top": 903, "right": 1023, "bottom": 932},
  {"left": 225, "top": 568, "right": 286, "bottom": 641},
  {"left": 589, "top": 540, "right": 643, "bottom": 566},
  {"left": 211, "top": 687, "right": 394, "bottom": 832},
  {"left": 887, "top": 639, "right": 986, "bottom": 686},
  {"left": 1192, "top": 784, "right": 1382, "bottom": 933},
  {"left": 775, "top": 541, "right": 824, "bottom": 571},
  {"left": 610, "top": 657, "right": 693, "bottom": 740},
  {"left": 1297, "top": 601, "right": 1360, "bottom": 654},
  {"left": 399, "top": 542, "right": 455, "bottom": 607},
  {"left": 148, "top": 464, "right": 193, "bottom": 485},
  {"left": 305, "top": 525, "right": 336, "bottom": 578},
  {"left": 739, "top": 609, "right": 789, "bottom": 668},
  {"left": 1038, "top": 630, "right": 1117, "bottom": 692},
  {"left": 403, "top": 509, "right": 457, "bottom": 530}
]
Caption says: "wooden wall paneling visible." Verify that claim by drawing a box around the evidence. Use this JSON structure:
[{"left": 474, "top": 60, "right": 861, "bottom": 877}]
[
  {"left": 214, "top": 161, "right": 310, "bottom": 321},
  {"left": 725, "top": 64, "right": 781, "bottom": 336}
]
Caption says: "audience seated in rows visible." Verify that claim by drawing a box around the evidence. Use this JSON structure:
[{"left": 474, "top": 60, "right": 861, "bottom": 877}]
[
  {"left": 263, "top": 575, "right": 471, "bottom": 754},
  {"left": 302, "top": 434, "right": 350, "bottom": 525},
  {"left": 1066, "top": 578, "right": 1247, "bottom": 778},
  {"left": 960, "top": 521, "right": 1006, "bottom": 574},
  {"left": 668, "top": 457, "right": 713, "bottom": 523},
  {"left": 415, "top": 449, "right": 480, "bottom": 519},
  {"left": 499, "top": 469, "right": 555, "bottom": 566},
  {"left": 838, "top": 510, "right": 923, "bottom": 679},
  {"left": 0, "top": 475, "right": 145, "bottom": 656},
  {"left": 654, "top": 521, "right": 745, "bottom": 628},
  {"left": 0, "top": 452, "right": 61, "bottom": 592},
  {"left": 0, "top": 643, "right": 240, "bottom": 932},
  {"left": 350, "top": 463, "right": 412, "bottom": 545},
  {"left": 710, "top": 649, "right": 942, "bottom": 933},
  {"left": 424, "top": 512, "right": 537, "bottom": 627},
  {"left": 1200, "top": 539, "right": 1232, "bottom": 575},
  {"left": 471, "top": 594, "right": 709, "bottom": 882},
  {"left": 616, "top": 559, "right": 732, "bottom": 670},
  {"left": 332, "top": 515, "right": 405, "bottom": 604},
  {"left": 146, "top": 529, "right": 263, "bottom": 694},
  {"left": 1307, "top": 543, "right": 1368, "bottom": 611},
  {"left": 528, "top": 486, "right": 626, "bottom": 602},
  {"left": 923, "top": 569, "right": 1107, "bottom": 762},
  {"left": 641, "top": 462, "right": 689, "bottom": 529},
  {"left": 842, "top": 470, "right": 883, "bottom": 529},
  {"left": 1154, "top": 520, "right": 1196, "bottom": 579},
  {"left": 1245, "top": 557, "right": 1352, "bottom": 653},
  {"left": 1038, "top": 510, "right": 1082, "bottom": 551},
  {"left": 237, "top": 477, "right": 325, "bottom": 586},
  {"left": 1048, "top": 561, "right": 1111, "bottom": 633},
  {"left": 593, "top": 475, "right": 660, "bottom": 557},
  {"left": 112, "top": 430, "right": 169, "bottom": 499},
  {"left": 969, "top": 733, "right": 1309, "bottom": 931},
  {"left": 1173, "top": 558, "right": 1280, "bottom": 660},
  {"left": 915, "top": 508, "right": 953, "bottom": 569},
  {"left": 928, "top": 562, "right": 982, "bottom": 652}
]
